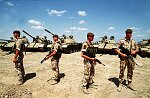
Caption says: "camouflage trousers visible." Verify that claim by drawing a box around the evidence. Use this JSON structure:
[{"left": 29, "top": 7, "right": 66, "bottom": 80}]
[
  {"left": 83, "top": 60, "right": 95, "bottom": 86},
  {"left": 51, "top": 58, "right": 59, "bottom": 79},
  {"left": 119, "top": 58, "right": 135, "bottom": 83},
  {"left": 15, "top": 57, "right": 25, "bottom": 81}
]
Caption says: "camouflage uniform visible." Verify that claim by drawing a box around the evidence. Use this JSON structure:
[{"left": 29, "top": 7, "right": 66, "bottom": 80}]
[
  {"left": 81, "top": 41, "right": 96, "bottom": 86},
  {"left": 51, "top": 41, "right": 62, "bottom": 80},
  {"left": 14, "top": 38, "right": 25, "bottom": 83},
  {"left": 118, "top": 38, "right": 138, "bottom": 83}
]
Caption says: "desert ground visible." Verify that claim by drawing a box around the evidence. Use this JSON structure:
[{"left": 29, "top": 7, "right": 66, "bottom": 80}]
[{"left": 0, "top": 50, "right": 150, "bottom": 98}]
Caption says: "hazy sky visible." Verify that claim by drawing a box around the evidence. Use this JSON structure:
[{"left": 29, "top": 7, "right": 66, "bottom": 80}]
[{"left": 0, "top": 0, "right": 150, "bottom": 42}]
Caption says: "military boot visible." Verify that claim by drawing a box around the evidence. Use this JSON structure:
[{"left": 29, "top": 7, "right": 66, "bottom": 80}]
[
  {"left": 18, "top": 76, "right": 24, "bottom": 85},
  {"left": 117, "top": 83, "right": 122, "bottom": 92},
  {"left": 49, "top": 77, "right": 59, "bottom": 85},
  {"left": 127, "top": 81, "right": 136, "bottom": 91}
]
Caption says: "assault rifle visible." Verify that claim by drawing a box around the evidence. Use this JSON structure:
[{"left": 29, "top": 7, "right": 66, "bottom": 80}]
[
  {"left": 95, "top": 58, "right": 105, "bottom": 66},
  {"left": 83, "top": 50, "right": 105, "bottom": 66},
  {"left": 40, "top": 51, "right": 51, "bottom": 64},
  {"left": 119, "top": 45, "right": 138, "bottom": 65}
]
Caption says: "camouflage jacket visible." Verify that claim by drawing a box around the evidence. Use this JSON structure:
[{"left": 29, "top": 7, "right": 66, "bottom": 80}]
[
  {"left": 51, "top": 40, "right": 62, "bottom": 59},
  {"left": 118, "top": 37, "right": 139, "bottom": 52},
  {"left": 14, "top": 38, "right": 24, "bottom": 58},
  {"left": 81, "top": 41, "right": 96, "bottom": 63}
]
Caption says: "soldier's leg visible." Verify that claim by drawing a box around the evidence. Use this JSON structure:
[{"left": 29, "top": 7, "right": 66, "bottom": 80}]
[
  {"left": 15, "top": 61, "right": 25, "bottom": 85},
  {"left": 127, "top": 59, "right": 135, "bottom": 90},
  {"left": 83, "top": 62, "right": 91, "bottom": 87},
  {"left": 89, "top": 63, "right": 95, "bottom": 84},
  {"left": 117, "top": 59, "right": 126, "bottom": 92},
  {"left": 119, "top": 60, "right": 126, "bottom": 82},
  {"left": 127, "top": 59, "right": 133, "bottom": 82},
  {"left": 51, "top": 59, "right": 59, "bottom": 80}
]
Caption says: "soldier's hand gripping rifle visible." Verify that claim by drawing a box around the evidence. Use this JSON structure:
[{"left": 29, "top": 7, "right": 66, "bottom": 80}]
[
  {"left": 40, "top": 51, "right": 51, "bottom": 64},
  {"left": 83, "top": 51, "right": 105, "bottom": 66},
  {"left": 119, "top": 45, "right": 138, "bottom": 65}
]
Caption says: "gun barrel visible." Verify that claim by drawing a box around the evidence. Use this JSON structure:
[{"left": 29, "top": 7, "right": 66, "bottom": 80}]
[
  {"left": 40, "top": 57, "right": 46, "bottom": 64},
  {"left": 23, "top": 30, "right": 35, "bottom": 39},
  {"left": 0, "top": 39, "right": 14, "bottom": 42},
  {"left": 44, "top": 29, "right": 62, "bottom": 41},
  {"left": 45, "top": 29, "right": 55, "bottom": 36}
]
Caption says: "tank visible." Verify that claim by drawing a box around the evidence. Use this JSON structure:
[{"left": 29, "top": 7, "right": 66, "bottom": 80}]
[
  {"left": 0, "top": 38, "right": 15, "bottom": 51},
  {"left": 23, "top": 30, "right": 52, "bottom": 52},
  {"left": 45, "top": 29, "right": 82, "bottom": 53},
  {"left": 97, "top": 36, "right": 118, "bottom": 55},
  {"left": 0, "top": 36, "right": 29, "bottom": 53},
  {"left": 138, "top": 39, "right": 150, "bottom": 58}
]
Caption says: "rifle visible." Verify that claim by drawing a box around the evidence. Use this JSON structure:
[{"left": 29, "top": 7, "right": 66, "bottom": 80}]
[
  {"left": 95, "top": 58, "right": 105, "bottom": 66},
  {"left": 40, "top": 51, "right": 51, "bottom": 64},
  {"left": 119, "top": 45, "right": 138, "bottom": 65},
  {"left": 83, "top": 51, "right": 105, "bottom": 66}
]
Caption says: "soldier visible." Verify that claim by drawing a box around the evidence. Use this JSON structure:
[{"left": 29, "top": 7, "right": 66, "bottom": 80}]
[
  {"left": 13, "top": 30, "right": 25, "bottom": 85},
  {"left": 115, "top": 29, "right": 139, "bottom": 92},
  {"left": 45, "top": 35, "right": 62, "bottom": 84},
  {"left": 81, "top": 32, "right": 97, "bottom": 89}
]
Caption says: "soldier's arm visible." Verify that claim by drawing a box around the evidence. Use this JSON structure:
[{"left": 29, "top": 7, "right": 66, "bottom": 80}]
[
  {"left": 115, "top": 48, "right": 127, "bottom": 58},
  {"left": 13, "top": 39, "right": 22, "bottom": 63},
  {"left": 131, "top": 41, "right": 139, "bottom": 55},
  {"left": 81, "top": 52, "right": 96, "bottom": 61},
  {"left": 13, "top": 49, "right": 19, "bottom": 63},
  {"left": 81, "top": 43, "right": 96, "bottom": 61},
  {"left": 46, "top": 50, "right": 56, "bottom": 59},
  {"left": 46, "top": 43, "right": 59, "bottom": 59}
]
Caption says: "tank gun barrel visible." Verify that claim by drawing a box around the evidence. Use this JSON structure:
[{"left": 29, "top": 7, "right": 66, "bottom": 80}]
[
  {"left": 23, "top": 30, "right": 45, "bottom": 42},
  {"left": 23, "top": 30, "right": 35, "bottom": 40},
  {"left": 45, "top": 29, "right": 55, "bottom": 36},
  {"left": 44, "top": 29, "right": 62, "bottom": 41},
  {"left": 0, "top": 39, "right": 14, "bottom": 42}
]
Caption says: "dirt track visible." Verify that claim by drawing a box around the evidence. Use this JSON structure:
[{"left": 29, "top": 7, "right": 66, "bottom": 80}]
[{"left": 0, "top": 50, "right": 150, "bottom": 98}]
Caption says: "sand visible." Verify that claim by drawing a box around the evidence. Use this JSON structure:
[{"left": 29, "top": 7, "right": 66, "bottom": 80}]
[{"left": 0, "top": 50, "right": 150, "bottom": 98}]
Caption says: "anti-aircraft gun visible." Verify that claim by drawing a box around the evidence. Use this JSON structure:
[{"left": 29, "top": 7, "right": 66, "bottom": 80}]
[
  {"left": 44, "top": 29, "right": 82, "bottom": 53},
  {"left": 22, "top": 30, "right": 51, "bottom": 52}
]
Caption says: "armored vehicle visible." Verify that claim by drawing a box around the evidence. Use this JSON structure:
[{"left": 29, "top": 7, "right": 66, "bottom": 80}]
[
  {"left": 0, "top": 38, "right": 15, "bottom": 51},
  {"left": 23, "top": 30, "right": 51, "bottom": 52},
  {"left": 45, "top": 29, "right": 82, "bottom": 53},
  {"left": 138, "top": 39, "right": 150, "bottom": 58},
  {"left": 96, "top": 36, "right": 118, "bottom": 55},
  {"left": 0, "top": 36, "right": 29, "bottom": 54}
]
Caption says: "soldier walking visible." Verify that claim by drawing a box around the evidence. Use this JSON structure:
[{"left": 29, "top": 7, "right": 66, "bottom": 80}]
[
  {"left": 45, "top": 35, "right": 62, "bottom": 84},
  {"left": 81, "top": 32, "right": 97, "bottom": 89},
  {"left": 13, "top": 30, "right": 26, "bottom": 85},
  {"left": 115, "top": 29, "right": 139, "bottom": 92}
]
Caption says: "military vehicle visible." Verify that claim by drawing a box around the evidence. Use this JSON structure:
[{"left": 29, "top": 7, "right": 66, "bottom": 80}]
[
  {"left": 138, "top": 39, "right": 150, "bottom": 58},
  {"left": 0, "top": 36, "right": 29, "bottom": 55},
  {"left": 0, "top": 38, "right": 15, "bottom": 51},
  {"left": 22, "top": 30, "right": 52, "bottom": 52},
  {"left": 96, "top": 36, "right": 118, "bottom": 55},
  {"left": 45, "top": 29, "right": 82, "bottom": 53}
]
